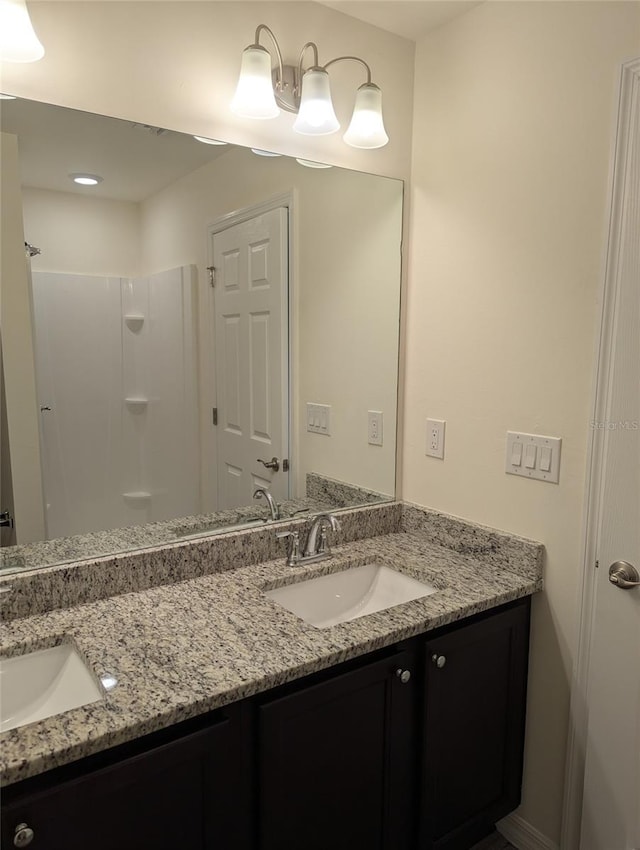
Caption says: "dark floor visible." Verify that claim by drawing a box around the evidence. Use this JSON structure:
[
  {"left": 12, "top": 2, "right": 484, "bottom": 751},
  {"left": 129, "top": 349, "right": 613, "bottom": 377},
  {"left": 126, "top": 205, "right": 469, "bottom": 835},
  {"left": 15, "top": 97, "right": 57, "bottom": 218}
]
[{"left": 470, "top": 832, "right": 517, "bottom": 850}]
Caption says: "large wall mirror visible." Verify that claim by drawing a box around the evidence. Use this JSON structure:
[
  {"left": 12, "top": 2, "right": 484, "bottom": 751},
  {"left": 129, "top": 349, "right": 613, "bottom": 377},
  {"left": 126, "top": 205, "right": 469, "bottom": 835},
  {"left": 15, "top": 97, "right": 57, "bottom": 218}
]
[{"left": 0, "top": 96, "right": 403, "bottom": 574}]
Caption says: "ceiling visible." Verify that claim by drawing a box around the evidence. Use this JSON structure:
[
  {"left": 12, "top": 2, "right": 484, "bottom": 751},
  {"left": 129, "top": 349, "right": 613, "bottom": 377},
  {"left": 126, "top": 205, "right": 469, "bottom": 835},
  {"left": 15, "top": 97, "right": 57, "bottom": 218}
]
[
  {"left": 317, "top": 1, "right": 482, "bottom": 42},
  {"left": 0, "top": 97, "right": 231, "bottom": 203}
]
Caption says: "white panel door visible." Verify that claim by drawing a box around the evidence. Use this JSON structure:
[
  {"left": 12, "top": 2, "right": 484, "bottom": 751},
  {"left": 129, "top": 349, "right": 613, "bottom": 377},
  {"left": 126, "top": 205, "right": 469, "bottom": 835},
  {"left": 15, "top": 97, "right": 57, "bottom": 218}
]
[
  {"left": 213, "top": 208, "right": 289, "bottom": 510},
  {"left": 580, "top": 60, "right": 640, "bottom": 850}
]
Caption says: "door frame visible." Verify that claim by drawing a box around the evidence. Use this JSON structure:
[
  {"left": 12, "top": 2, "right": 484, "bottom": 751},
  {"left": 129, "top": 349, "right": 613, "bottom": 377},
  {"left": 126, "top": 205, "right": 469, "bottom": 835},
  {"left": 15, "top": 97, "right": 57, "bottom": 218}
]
[
  {"left": 561, "top": 56, "right": 640, "bottom": 850},
  {"left": 205, "top": 191, "right": 295, "bottom": 511}
]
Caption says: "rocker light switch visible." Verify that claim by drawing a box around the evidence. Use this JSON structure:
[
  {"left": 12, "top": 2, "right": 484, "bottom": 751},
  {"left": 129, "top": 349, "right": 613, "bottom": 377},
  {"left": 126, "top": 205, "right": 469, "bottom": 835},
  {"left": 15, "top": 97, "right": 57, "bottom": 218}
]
[{"left": 505, "top": 431, "right": 562, "bottom": 483}]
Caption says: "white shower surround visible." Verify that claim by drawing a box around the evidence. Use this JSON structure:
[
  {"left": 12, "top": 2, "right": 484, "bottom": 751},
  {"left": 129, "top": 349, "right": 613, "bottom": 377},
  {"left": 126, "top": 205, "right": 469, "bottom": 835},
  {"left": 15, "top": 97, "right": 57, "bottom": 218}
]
[{"left": 31, "top": 266, "right": 199, "bottom": 540}]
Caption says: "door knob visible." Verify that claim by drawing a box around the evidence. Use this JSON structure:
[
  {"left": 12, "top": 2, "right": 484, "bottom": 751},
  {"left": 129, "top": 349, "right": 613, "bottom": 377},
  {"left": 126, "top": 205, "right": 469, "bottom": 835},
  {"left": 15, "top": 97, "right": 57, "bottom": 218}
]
[
  {"left": 608, "top": 561, "right": 640, "bottom": 589},
  {"left": 257, "top": 457, "right": 280, "bottom": 472}
]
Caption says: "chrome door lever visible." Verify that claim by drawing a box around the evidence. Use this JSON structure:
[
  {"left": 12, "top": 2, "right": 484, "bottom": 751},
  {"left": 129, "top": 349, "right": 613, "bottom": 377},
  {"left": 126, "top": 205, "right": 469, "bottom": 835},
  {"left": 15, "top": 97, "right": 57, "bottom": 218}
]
[{"left": 257, "top": 457, "right": 280, "bottom": 472}]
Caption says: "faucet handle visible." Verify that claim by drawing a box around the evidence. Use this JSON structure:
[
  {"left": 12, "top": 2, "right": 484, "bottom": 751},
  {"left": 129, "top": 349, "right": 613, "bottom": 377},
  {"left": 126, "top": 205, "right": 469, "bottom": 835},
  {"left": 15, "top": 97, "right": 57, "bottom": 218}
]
[{"left": 276, "top": 530, "right": 300, "bottom": 566}]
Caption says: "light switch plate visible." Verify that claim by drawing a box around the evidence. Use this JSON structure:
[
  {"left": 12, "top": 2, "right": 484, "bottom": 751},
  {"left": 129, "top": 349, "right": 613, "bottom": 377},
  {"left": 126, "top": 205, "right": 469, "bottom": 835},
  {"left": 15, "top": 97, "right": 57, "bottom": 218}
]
[
  {"left": 307, "top": 403, "right": 331, "bottom": 436},
  {"left": 505, "top": 431, "right": 561, "bottom": 483}
]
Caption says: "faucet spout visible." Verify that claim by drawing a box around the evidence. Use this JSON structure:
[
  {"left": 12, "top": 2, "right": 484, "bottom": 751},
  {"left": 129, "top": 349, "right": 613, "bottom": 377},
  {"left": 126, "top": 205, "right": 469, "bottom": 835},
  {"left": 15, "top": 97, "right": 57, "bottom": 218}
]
[
  {"left": 253, "top": 488, "right": 280, "bottom": 521},
  {"left": 302, "top": 513, "right": 341, "bottom": 558}
]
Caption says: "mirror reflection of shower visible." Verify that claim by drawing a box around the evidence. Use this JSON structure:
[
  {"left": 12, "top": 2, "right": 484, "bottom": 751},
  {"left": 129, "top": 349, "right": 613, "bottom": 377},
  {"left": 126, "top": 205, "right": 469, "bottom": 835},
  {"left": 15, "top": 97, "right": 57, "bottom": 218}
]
[{"left": 29, "top": 260, "right": 200, "bottom": 540}]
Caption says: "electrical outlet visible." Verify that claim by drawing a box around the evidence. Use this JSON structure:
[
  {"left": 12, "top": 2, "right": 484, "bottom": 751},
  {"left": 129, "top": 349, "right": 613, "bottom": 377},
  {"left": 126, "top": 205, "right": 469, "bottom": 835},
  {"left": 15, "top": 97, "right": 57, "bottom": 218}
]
[
  {"left": 426, "top": 418, "right": 446, "bottom": 459},
  {"left": 368, "top": 410, "right": 383, "bottom": 446}
]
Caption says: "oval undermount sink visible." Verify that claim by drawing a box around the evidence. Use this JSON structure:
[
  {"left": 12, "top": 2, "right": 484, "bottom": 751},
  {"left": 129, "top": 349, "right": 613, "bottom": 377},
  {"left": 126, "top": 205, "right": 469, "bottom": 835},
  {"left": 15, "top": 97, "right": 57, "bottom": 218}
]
[
  {"left": 0, "top": 644, "right": 103, "bottom": 733},
  {"left": 265, "top": 562, "right": 437, "bottom": 629}
]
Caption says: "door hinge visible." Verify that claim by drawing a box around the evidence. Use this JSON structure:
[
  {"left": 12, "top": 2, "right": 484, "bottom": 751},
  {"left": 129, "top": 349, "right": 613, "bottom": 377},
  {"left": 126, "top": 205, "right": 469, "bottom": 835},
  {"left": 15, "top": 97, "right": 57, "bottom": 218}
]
[
  {"left": 212, "top": 407, "right": 218, "bottom": 426},
  {"left": 207, "top": 266, "right": 216, "bottom": 287},
  {"left": 595, "top": 559, "right": 599, "bottom": 569}
]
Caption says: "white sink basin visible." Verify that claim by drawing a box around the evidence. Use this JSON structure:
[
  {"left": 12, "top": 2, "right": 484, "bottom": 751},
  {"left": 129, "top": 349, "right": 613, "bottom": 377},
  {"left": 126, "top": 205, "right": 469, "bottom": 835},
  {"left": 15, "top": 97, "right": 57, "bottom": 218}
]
[
  {"left": 265, "top": 562, "right": 437, "bottom": 628},
  {"left": 0, "top": 644, "right": 103, "bottom": 732}
]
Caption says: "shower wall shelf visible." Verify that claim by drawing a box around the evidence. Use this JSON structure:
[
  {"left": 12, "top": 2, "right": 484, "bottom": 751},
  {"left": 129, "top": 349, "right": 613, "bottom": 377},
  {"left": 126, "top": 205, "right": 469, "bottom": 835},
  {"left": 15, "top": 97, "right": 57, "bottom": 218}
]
[
  {"left": 122, "top": 491, "right": 152, "bottom": 505},
  {"left": 124, "top": 314, "right": 145, "bottom": 332},
  {"left": 124, "top": 397, "right": 149, "bottom": 412}
]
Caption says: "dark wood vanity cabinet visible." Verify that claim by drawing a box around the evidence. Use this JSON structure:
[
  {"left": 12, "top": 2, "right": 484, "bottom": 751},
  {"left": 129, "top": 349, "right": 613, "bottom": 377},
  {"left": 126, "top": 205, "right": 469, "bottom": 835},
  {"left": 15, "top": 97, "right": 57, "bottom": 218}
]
[
  {"left": 256, "top": 647, "right": 417, "bottom": 850},
  {"left": 419, "top": 598, "right": 531, "bottom": 850},
  {"left": 0, "top": 707, "right": 251, "bottom": 850},
  {"left": 1, "top": 597, "right": 530, "bottom": 850}
]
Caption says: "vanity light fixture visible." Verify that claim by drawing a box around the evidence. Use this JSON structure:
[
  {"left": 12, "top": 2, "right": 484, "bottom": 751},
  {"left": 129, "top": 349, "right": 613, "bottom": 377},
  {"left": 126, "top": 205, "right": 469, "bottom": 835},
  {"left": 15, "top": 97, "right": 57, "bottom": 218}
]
[
  {"left": 69, "top": 173, "right": 103, "bottom": 186},
  {"left": 250, "top": 148, "right": 282, "bottom": 157},
  {"left": 230, "top": 25, "right": 388, "bottom": 149},
  {"left": 296, "top": 158, "right": 333, "bottom": 169},
  {"left": 193, "top": 135, "right": 227, "bottom": 145},
  {"left": 0, "top": 0, "right": 44, "bottom": 62}
]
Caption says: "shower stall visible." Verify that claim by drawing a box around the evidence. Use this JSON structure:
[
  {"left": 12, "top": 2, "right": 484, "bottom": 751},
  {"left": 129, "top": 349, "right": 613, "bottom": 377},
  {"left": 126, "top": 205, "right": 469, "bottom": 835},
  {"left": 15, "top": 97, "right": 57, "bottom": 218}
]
[{"left": 30, "top": 266, "right": 200, "bottom": 540}]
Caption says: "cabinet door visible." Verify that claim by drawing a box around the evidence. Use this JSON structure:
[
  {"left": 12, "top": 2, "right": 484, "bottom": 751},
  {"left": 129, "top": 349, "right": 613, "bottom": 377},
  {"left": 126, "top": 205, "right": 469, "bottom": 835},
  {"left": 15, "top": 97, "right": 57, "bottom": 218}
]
[
  {"left": 257, "top": 649, "right": 416, "bottom": 850},
  {"left": 2, "top": 709, "right": 249, "bottom": 850},
  {"left": 420, "top": 598, "right": 530, "bottom": 850}
]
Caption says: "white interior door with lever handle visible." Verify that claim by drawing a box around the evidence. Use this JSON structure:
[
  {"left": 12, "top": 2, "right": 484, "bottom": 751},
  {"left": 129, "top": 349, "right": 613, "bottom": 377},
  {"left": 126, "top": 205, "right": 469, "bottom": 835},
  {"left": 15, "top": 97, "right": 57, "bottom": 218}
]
[
  {"left": 578, "top": 58, "right": 640, "bottom": 850},
  {"left": 212, "top": 207, "right": 289, "bottom": 510}
]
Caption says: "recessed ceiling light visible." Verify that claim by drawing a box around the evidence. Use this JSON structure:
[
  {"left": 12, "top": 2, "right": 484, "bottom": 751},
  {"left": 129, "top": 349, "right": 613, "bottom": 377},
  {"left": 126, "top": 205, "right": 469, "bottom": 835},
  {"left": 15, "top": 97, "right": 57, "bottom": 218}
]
[
  {"left": 193, "top": 135, "right": 227, "bottom": 145},
  {"left": 251, "top": 149, "right": 282, "bottom": 157},
  {"left": 69, "top": 173, "right": 103, "bottom": 186},
  {"left": 296, "top": 159, "right": 333, "bottom": 169}
]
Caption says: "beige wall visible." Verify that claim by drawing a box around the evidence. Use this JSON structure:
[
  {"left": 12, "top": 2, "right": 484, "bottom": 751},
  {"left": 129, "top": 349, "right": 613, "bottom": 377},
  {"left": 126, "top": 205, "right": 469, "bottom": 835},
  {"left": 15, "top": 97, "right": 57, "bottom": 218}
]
[
  {"left": 0, "top": 133, "right": 46, "bottom": 544},
  {"left": 404, "top": 2, "right": 640, "bottom": 844},
  {"left": 139, "top": 147, "right": 402, "bottom": 507},
  {"left": 22, "top": 187, "right": 141, "bottom": 277},
  {"left": 0, "top": 1, "right": 414, "bottom": 180}
]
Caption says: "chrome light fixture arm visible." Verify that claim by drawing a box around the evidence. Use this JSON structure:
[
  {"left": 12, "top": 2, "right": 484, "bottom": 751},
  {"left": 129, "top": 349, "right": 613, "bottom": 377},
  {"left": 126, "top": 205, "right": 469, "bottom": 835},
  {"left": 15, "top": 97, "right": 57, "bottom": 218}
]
[
  {"left": 322, "top": 55, "right": 373, "bottom": 86},
  {"left": 254, "top": 24, "right": 285, "bottom": 92}
]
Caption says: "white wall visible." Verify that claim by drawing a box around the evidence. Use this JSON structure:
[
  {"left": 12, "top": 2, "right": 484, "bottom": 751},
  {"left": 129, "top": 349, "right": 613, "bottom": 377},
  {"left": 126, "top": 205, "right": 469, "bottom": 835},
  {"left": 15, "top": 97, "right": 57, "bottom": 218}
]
[
  {"left": 0, "top": 1, "right": 415, "bottom": 180},
  {"left": 404, "top": 2, "right": 640, "bottom": 844},
  {"left": 22, "top": 187, "right": 141, "bottom": 277},
  {"left": 139, "top": 147, "right": 402, "bottom": 507}
]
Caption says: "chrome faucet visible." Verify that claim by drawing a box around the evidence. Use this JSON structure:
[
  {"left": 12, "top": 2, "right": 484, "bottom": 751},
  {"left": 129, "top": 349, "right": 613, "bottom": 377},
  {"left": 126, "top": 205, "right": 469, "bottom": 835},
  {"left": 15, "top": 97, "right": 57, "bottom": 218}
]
[
  {"left": 303, "top": 513, "right": 341, "bottom": 558},
  {"left": 253, "top": 488, "right": 280, "bottom": 521},
  {"left": 276, "top": 513, "right": 341, "bottom": 567}
]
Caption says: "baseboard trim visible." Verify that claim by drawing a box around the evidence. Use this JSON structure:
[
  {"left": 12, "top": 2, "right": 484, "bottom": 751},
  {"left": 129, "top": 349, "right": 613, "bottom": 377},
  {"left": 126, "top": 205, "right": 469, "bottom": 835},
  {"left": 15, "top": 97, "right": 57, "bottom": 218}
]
[{"left": 497, "top": 813, "right": 559, "bottom": 850}]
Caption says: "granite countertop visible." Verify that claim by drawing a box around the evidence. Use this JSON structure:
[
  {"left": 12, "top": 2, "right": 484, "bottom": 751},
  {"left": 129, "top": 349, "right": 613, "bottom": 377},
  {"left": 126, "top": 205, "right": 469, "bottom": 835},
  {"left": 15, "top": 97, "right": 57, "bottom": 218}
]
[{"left": 0, "top": 520, "right": 543, "bottom": 787}]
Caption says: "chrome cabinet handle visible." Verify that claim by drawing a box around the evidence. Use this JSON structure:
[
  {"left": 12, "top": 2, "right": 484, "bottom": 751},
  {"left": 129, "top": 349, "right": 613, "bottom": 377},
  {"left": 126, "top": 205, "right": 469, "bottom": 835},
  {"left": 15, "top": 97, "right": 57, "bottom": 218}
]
[
  {"left": 432, "top": 653, "right": 446, "bottom": 668},
  {"left": 14, "top": 823, "right": 34, "bottom": 847},
  {"left": 395, "top": 668, "right": 411, "bottom": 684},
  {"left": 257, "top": 457, "right": 280, "bottom": 472},
  {"left": 609, "top": 561, "right": 640, "bottom": 589}
]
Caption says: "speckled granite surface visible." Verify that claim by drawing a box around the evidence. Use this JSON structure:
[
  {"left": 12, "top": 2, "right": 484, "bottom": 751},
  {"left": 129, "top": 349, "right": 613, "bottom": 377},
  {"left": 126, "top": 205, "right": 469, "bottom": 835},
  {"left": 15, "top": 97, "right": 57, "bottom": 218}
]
[
  {"left": 306, "top": 472, "right": 388, "bottom": 508},
  {"left": 0, "top": 503, "right": 401, "bottom": 622},
  {"left": 0, "top": 503, "right": 543, "bottom": 787},
  {"left": 0, "top": 476, "right": 390, "bottom": 576}
]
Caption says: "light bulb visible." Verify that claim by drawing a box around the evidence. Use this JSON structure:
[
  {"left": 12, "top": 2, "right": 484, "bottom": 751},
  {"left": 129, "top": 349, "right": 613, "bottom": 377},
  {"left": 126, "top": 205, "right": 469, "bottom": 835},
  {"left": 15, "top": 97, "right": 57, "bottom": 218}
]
[
  {"left": 0, "top": 0, "right": 44, "bottom": 63},
  {"left": 231, "top": 45, "right": 279, "bottom": 120},
  {"left": 293, "top": 69, "right": 339, "bottom": 136},
  {"left": 343, "top": 83, "right": 389, "bottom": 149}
]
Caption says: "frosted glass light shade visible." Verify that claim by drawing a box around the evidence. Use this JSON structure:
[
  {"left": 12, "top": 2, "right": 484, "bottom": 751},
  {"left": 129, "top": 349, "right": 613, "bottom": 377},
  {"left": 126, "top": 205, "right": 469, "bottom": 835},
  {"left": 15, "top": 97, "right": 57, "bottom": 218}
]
[
  {"left": 231, "top": 45, "right": 279, "bottom": 120},
  {"left": 0, "top": 0, "right": 44, "bottom": 62},
  {"left": 293, "top": 69, "right": 339, "bottom": 136},
  {"left": 343, "top": 84, "right": 389, "bottom": 149}
]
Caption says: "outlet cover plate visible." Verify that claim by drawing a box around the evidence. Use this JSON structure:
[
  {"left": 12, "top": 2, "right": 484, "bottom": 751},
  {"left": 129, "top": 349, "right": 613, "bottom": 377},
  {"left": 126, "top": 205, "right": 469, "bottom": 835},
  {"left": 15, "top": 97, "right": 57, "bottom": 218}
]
[{"left": 426, "top": 419, "right": 446, "bottom": 459}]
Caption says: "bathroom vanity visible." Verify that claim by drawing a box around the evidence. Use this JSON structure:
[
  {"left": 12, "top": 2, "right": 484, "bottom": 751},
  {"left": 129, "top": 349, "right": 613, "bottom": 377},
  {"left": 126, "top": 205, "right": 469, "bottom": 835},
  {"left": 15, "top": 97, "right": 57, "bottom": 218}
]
[{"left": 0, "top": 503, "right": 543, "bottom": 850}]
